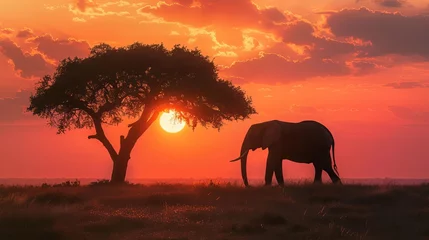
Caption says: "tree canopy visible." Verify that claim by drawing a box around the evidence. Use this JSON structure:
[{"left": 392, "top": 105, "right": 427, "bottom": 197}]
[{"left": 27, "top": 42, "right": 256, "bottom": 182}]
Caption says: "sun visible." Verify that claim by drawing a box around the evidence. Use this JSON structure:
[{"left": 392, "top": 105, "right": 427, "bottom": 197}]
[{"left": 159, "top": 110, "right": 186, "bottom": 133}]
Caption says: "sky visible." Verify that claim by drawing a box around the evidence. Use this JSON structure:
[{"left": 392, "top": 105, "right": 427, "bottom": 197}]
[{"left": 1, "top": 0, "right": 429, "bottom": 181}]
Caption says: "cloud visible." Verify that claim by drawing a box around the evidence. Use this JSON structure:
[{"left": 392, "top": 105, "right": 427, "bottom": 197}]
[
  {"left": 376, "top": 0, "right": 404, "bottom": 8},
  {"left": 352, "top": 60, "right": 382, "bottom": 75},
  {"left": 139, "top": 0, "right": 354, "bottom": 59},
  {"left": 173, "top": 0, "right": 194, "bottom": 6},
  {"left": 137, "top": 0, "right": 362, "bottom": 80},
  {"left": 29, "top": 34, "right": 90, "bottom": 61},
  {"left": 72, "top": 17, "right": 87, "bottom": 22},
  {"left": 262, "top": 43, "right": 297, "bottom": 58},
  {"left": 325, "top": 8, "right": 429, "bottom": 59},
  {"left": 0, "top": 28, "right": 14, "bottom": 35},
  {"left": 69, "top": 0, "right": 131, "bottom": 18},
  {"left": 276, "top": 20, "right": 356, "bottom": 58},
  {"left": 222, "top": 53, "right": 351, "bottom": 84},
  {"left": 0, "top": 90, "right": 33, "bottom": 123},
  {"left": 355, "top": 0, "right": 406, "bottom": 8},
  {"left": 137, "top": 0, "right": 360, "bottom": 79},
  {"left": 1, "top": 28, "right": 92, "bottom": 78},
  {"left": 384, "top": 81, "right": 429, "bottom": 89},
  {"left": 138, "top": 0, "right": 273, "bottom": 29},
  {"left": 44, "top": 4, "right": 67, "bottom": 11},
  {"left": 100, "top": 1, "right": 131, "bottom": 8},
  {"left": 0, "top": 38, "right": 54, "bottom": 78},
  {"left": 16, "top": 28, "right": 34, "bottom": 39},
  {"left": 388, "top": 106, "right": 429, "bottom": 122},
  {"left": 137, "top": 0, "right": 309, "bottom": 49},
  {"left": 76, "top": 0, "right": 97, "bottom": 12}
]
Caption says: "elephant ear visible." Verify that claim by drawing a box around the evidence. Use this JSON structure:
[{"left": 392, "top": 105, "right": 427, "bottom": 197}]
[{"left": 261, "top": 121, "right": 282, "bottom": 150}]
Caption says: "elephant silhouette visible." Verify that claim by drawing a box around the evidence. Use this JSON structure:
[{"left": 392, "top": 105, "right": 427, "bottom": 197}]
[{"left": 230, "top": 120, "right": 341, "bottom": 186}]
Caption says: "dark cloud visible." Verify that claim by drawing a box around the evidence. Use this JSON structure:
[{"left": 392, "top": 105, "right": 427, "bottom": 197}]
[
  {"left": 261, "top": 7, "right": 289, "bottom": 24},
  {"left": 263, "top": 42, "right": 301, "bottom": 59},
  {"left": 325, "top": 8, "right": 429, "bottom": 58},
  {"left": 138, "top": 0, "right": 273, "bottom": 29},
  {"left": 355, "top": 0, "right": 405, "bottom": 8},
  {"left": 352, "top": 60, "right": 380, "bottom": 75},
  {"left": 137, "top": 0, "right": 307, "bottom": 41},
  {"left": 139, "top": 0, "right": 358, "bottom": 80},
  {"left": 278, "top": 20, "right": 315, "bottom": 45},
  {"left": 29, "top": 34, "right": 90, "bottom": 61},
  {"left": 275, "top": 20, "right": 356, "bottom": 58},
  {"left": 376, "top": 0, "right": 404, "bottom": 8},
  {"left": 0, "top": 30, "right": 91, "bottom": 77},
  {"left": 16, "top": 28, "right": 34, "bottom": 39},
  {"left": 0, "top": 90, "right": 33, "bottom": 123},
  {"left": 222, "top": 53, "right": 351, "bottom": 84},
  {"left": 0, "top": 38, "right": 54, "bottom": 78},
  {"left": 388, "top": 106, "right": 429, "bottom": 122},
  {"left": 310, "top": 38, "right": 355, "bottom": 59},
  {"left": 140, "top": 1, "right": 353, "bottom": 59},
  {"left": 384, "top": 81, "right": 429, "bottom": 89}
]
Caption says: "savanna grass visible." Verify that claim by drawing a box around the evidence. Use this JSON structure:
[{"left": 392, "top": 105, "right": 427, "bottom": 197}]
[{"left": 0, "top": 180, "right": 428, "bottom": 240}]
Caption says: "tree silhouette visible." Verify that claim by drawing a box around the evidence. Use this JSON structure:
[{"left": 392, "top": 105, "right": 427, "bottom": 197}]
[{"left": 27, "top": 42, "right": 256, "bottom": 183}]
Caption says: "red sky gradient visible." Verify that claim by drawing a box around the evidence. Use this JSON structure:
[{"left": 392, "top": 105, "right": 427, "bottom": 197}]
[{"left": 1, "top": 0, "right": 429, "bottom": 180}]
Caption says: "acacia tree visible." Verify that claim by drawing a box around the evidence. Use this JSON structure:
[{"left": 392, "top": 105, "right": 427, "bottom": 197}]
[{"left": 27, "top": 42, "right": 256, "bottom": 183}]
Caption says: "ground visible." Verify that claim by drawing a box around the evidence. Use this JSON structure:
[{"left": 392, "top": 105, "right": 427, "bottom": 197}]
[{"left": 0, "top": 180, "right": 428, "bottom": 240}]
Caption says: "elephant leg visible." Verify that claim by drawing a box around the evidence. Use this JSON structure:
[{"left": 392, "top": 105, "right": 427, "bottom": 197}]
[
  {"left": 264, "top": 155, "right": 274, "bottom": 186},
  {"left": 321, "top": 152, "right": 341, "bottom": 184},
  {"left": 312, "top": 161, "right": 323, "bottom": 184},
  {"left": 265, "top": 149, "right": 281, "bottom": 186},
  {"left": 274, "top": 160, "right": 284, "bottom": 186}
]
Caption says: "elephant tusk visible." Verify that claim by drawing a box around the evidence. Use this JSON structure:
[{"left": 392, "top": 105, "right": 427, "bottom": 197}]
[{"left": 229, "top": 152, "right": 247, "bottom": 162}]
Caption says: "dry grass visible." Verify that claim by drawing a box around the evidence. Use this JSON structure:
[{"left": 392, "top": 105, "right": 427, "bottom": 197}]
[{"left": 0, "top": 180, "right": 428, "bottom": 240}]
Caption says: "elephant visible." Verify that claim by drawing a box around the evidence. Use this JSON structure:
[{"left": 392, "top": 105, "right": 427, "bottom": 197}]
[{"left": 229, "top": 120, "right": 341, "bottom": 187}]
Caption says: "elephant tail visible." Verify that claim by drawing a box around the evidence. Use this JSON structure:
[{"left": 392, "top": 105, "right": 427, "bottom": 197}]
[
  {"left": 321, "top": 122, "right": 340, "bottom": 177},
  {"left": 332, "top": 138, "right": 340, "bottom": 177}
]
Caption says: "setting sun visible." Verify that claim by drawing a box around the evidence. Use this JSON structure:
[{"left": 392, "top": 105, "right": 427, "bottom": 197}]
[{"left": 159, "top": 110, "right": 186, "bottom": 133}]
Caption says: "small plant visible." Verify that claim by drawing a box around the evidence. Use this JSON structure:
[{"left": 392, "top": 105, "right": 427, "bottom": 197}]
[
  {"left": 208, "top": 179, "right": 216, "bottom": 187},
  {"left": 53, "top": 180, "right": 80, "bottom": 187},
  {"left": 88, "top": 179, "right": 134, "bottom": 186},
  {"left": 40, "top": 180, "right": 80, "bottom": 188},
  {"left": 88, "top": 179, "right": 111, "bottom": 186}
]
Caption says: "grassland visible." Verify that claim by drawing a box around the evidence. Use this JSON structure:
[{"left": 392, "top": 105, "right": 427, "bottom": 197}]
[{"left": 0, "top": 180, "right": 428, "bottom": 240}]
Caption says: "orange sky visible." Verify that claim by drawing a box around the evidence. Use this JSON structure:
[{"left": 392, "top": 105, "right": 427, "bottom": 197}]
[{"left": 1, "top": 0, "right": 429, "bottom": 180}]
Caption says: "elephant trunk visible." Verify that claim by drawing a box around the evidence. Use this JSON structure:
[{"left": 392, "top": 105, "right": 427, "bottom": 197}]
[
  {"left": 229, "top": 129, "right": 254, "bottom": 186},
  {"left": 229, "top": 136, "right": 251, "bottom": 186},
  {"left": 240, "top": 144, "right": 249, "bottom": 186}
]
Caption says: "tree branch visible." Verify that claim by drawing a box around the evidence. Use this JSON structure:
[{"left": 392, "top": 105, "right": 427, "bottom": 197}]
[
  {"left": 88, "top": 117, "right": 118, "bottom": 161},
  {"left": 119, "top": 102, "right": 161, "bottom": 159},
  {"left": 88, "top": 134, "right": 98, "bottom": 139},
  {"left": 127, "top": 100, "right": 156, "bottom": 128},
  {"left": 144, "top": 111, "right": 161, "bottom": 130},
  {"left": 68, "top": 99, "right": 95, "bottom": 117}
]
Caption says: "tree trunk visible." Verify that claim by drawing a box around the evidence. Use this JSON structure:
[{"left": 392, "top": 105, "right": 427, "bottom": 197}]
[
  {"left": 110, "top": 156, "right": 129, "bottom": 183},
  {"left": 106, "top": 108, "right": 160, "bottom": 184}
]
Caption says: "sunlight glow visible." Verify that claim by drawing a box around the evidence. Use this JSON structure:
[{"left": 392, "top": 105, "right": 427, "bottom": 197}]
[{"left": 159, "top": 110, "right": 186, "bottom": 133}]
